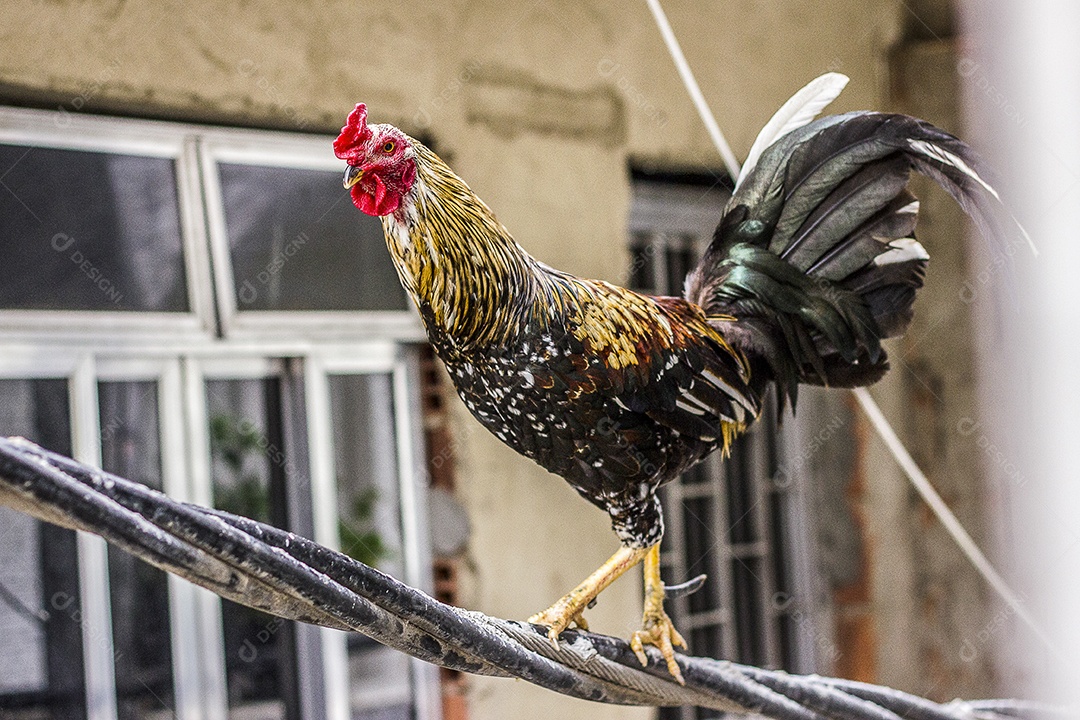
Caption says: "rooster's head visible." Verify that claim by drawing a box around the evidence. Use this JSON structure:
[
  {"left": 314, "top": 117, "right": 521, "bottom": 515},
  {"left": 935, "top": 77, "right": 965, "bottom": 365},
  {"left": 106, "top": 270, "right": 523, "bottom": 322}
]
[{"left": 335, "top": 103, "right": 417, "bottom": 217}]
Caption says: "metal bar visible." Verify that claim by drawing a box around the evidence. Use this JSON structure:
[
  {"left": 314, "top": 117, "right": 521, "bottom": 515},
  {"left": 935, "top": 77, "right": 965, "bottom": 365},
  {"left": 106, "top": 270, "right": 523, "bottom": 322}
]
[
  {"left": 393, "top": 348, "right": 442, "bottom": 720},
  {"left": 70, "top": 355, "right": 119, "bottom": 720},
  {"left": 712, "top": 442, "right": 737, "bottom": 661},
  {"left": 777, "top": 394, "right": 834, "bottom": 675},
  {"left": 749, "top": 423, "right": 781, "bottom": 667},
  {"left": 179, "top": 358, "right": 229, "bottom": 720},
  {"left": 651, "top": 231, "right": 669, "bottom": 296}
]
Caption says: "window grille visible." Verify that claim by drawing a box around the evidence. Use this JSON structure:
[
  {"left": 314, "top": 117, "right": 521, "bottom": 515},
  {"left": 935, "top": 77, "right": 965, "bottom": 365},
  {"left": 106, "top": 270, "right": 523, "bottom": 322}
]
[{"left": 628, "top": 176, "right": 813, "bottom": 720}]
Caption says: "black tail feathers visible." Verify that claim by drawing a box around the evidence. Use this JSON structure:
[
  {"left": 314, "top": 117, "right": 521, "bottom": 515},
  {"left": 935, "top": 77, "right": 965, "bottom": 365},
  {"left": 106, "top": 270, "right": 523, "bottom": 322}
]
[{"left": 686, "top": 111, "right": 1013, "bottom": 409}]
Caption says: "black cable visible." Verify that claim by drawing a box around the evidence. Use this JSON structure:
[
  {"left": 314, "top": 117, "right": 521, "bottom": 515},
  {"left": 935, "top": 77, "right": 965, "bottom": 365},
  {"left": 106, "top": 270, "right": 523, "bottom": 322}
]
[{"left": 0, "top": 436, "right": 1060, "bottom": 719}]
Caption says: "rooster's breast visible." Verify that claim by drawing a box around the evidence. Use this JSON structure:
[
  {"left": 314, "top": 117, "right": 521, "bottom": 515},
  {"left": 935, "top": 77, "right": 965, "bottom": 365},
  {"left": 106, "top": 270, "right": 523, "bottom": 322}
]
[{"left": 436, "top": 323, "right": 722, "bottom": 546}]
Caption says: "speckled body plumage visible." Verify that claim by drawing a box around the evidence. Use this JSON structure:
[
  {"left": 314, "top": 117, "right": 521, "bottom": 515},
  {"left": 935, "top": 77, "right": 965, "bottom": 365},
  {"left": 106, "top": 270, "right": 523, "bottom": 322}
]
[{"left": 383, "top": 143, "right": 758, "bottom": 546}]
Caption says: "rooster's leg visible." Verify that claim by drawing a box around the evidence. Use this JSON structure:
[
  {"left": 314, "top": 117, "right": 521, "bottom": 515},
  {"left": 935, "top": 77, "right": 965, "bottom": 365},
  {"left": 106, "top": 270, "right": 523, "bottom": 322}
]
[
  {"left": 630, "top": 544, "right": 687, "bottom": 684},
  {"left": 528, "top": 545, "right": 648, "bottom": 647}
]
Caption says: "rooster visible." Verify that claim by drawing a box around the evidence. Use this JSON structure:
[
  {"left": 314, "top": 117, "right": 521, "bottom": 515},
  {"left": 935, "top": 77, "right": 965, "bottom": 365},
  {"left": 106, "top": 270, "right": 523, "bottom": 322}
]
[{"left": 334, "top": 73, "right": 1018, "bottom": 684}]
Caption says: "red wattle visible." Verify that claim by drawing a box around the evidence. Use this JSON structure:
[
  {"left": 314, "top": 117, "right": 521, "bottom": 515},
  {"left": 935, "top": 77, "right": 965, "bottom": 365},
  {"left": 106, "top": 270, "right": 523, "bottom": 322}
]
[
  {"left": 373, "top": 174, "right": 388, "bottom": 209},
  {"left": 351, "top": 174, "right": 400, "bottom": 216}
]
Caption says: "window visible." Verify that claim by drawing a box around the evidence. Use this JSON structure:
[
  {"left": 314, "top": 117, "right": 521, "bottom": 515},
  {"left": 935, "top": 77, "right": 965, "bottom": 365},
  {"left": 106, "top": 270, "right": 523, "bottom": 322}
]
[
  {"left": 199, "top": 130, "right": 419, "bottom": 339},
  {"left": 0, "top": 145, "right": 187, "bottom": 313},
  {"left": 0, "top": 379, "right": 85, "bottom": 720},
  {"left": 0, "top": 107, "right": 438, "bottom": 720},
  {"left": 213, "top": 162, "right": 406, "bottom": 313},
  {"left": 628, "top": 175, "right": 818, "bottom": 719}
]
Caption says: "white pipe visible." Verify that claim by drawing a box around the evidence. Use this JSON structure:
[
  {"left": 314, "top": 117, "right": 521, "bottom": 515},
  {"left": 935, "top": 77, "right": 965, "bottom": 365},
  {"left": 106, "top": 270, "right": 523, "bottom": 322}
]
[{"left": 643, "top": 0, "right": 743, "bottom": 180}]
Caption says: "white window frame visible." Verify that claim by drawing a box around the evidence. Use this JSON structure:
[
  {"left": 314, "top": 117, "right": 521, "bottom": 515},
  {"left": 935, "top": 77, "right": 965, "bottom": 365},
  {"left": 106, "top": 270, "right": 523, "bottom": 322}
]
[
  {"left": 0, "top": 107, "right": 216, "bottom": 340},
  {"left": 305, "top": 348, "right": 439, "bottom": 720},
  {"left": 198, "top": 128, "right": 425, "bottom": 342},
  {"left": 629, "top": 178, "right": 825, "bottom": 685},
  {"left": 0, "top": 104, "right": 441, "bottom": 720},
  {"left": 0, "top": 108, "right": 426, "bottom": 346},
  {"left": 0, "top": 343, "right": 440, "bottom": 720}
]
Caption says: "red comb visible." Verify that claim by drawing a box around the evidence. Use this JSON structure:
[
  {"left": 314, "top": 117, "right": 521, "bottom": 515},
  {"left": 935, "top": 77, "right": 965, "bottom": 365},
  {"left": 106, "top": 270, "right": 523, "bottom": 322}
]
[{"left": 334, "top": 103, "right": 373, "bottom": 160}]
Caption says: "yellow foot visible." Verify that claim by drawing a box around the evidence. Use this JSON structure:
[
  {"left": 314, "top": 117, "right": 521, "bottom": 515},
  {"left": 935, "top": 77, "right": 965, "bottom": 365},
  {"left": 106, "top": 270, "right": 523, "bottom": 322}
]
[
  {"left": 630, "top": 603, "right": 687, "bottom": 684},
  {"left": 527, "top": 606, "right": 588, "bottom": 649},
  {"left": 527, "top": 545, "right": 649, "bottom": 650},
  {"left": 630, "top": 545, "right": 687, "bottom": 684}
]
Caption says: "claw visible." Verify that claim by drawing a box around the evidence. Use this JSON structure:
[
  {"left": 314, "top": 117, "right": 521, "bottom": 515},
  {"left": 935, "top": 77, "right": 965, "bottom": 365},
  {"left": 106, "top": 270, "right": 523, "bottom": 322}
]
[
  {"left": 633, "top": 544, "right": 688, "bottom": 684},
  {"left": 631, "top": 605, "right": 687, "bottom": 684},
  {"left": 665, "top": 573, "right": 707, "bottom": 599},
  {"left": 528, "top": 546, "right": 649, "bottom": 650},
  {"left": 528, "top": 608, "right": 570, "bottom": 649},
  {"left": 529, "top": 607, "right": 589, "bottom": 650}
]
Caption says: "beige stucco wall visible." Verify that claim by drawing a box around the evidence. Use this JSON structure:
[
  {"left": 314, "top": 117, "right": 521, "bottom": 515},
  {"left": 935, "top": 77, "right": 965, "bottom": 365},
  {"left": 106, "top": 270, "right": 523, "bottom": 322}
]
[
  {"left": 873, "top": 37, "right": 994, "bottom": 700},
  {"left": 0, "top": 1, "right": 998, "bottom": 717}
]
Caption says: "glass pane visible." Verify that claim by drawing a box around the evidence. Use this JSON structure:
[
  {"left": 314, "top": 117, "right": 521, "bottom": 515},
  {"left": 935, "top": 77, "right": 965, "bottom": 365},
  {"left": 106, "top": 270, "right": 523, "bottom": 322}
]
[
  {"left": 769, "top": 489, "right": 796, "bottom": 670},
  {"left": 627, "top": 232, "right": 655, "bottom": 293},
  {"left": 657, "top": 705, "right": 684, "bottom": 720},
  {"left": 206, "top": 378, "right": 299, "bottom": 720},
  {"left": 0, "top": 144, "right": 188, "bottom": 312},
  {"left": 689, "top": 625, "right": 723, "bottom": 665},
  {"left": 328, "top": 374, "right": 412, "bottom": 720},
  {"left": 680, "top": 460, "right": 708, "bottom": 485},
  {"left": 218, "top": 163, "right": 408, "bottom": 312},
  {"left": 664, "top": 237, "right": 696, "bottom": 297},
  {"left": 725, "top": 436, "right": 757, "bottom": 544},
  {"left": 689, "top": 626, "right": 725, "bottom": 720},
  {"left": 0, "top": 379, "right": 87, "bottom": 720},
  {"left": 98, "top": 381, "right": 176, "bottom": 719},
  {"left": 681, "top": 496, "right": 719, "bottom": 615},
  {"left": 768, "top": 493, "right": 791, "bottom": 606},
  {"left": 732, "top": 557, "right": 765, "bottom": 666}
]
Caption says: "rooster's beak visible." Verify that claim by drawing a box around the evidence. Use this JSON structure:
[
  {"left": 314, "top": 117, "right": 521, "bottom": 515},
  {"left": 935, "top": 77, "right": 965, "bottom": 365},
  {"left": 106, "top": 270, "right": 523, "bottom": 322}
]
[{"left": 343, "top": 165, "right": 364, "bottom": 189}]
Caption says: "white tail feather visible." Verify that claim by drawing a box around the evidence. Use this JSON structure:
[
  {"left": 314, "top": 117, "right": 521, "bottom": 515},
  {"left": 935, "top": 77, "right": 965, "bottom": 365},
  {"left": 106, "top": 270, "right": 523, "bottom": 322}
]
[
  {"left": 907, "top": 139, "right": 1039, "bottom": 257},
  {"left": 873, "top": 237, "right": 929, "bottom": 266},
  {"left": 735, "top": 72, "right": 850, "bottom": 190},
  {"left": 907, "top": 138, "right": 1000, "bottom": 199}
]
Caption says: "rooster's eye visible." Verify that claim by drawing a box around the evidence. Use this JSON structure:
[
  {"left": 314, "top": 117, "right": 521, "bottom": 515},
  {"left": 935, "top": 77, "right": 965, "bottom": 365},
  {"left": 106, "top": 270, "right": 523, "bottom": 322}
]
[{"left": 382, "top": 141, "right": 396, "bottom": 154}]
